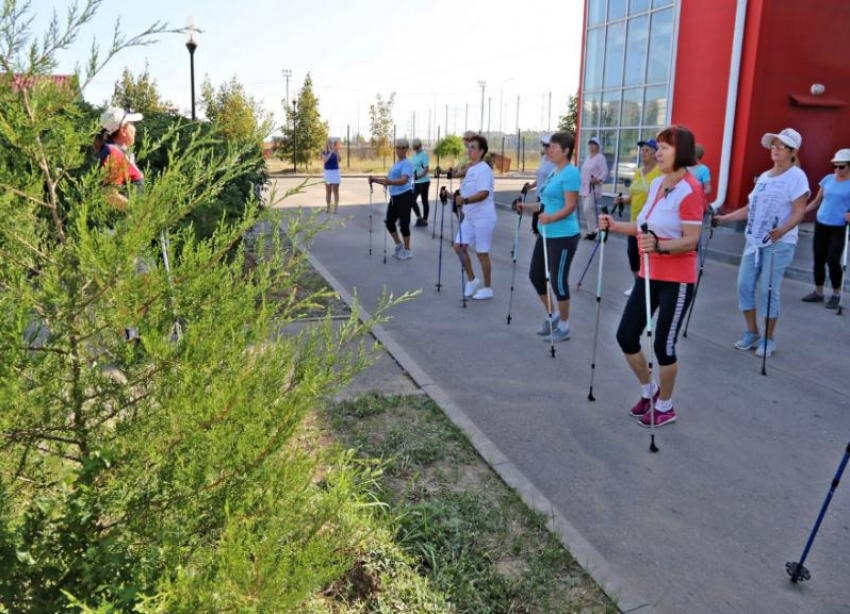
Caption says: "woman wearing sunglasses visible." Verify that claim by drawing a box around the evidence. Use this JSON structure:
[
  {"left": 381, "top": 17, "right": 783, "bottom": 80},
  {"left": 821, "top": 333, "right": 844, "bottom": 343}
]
[
  {"left": 801, "top": 149, "right": 850, "bottom": 309},
  {"left": 714, "top": 128, "right": 809, "bottom": 357}
]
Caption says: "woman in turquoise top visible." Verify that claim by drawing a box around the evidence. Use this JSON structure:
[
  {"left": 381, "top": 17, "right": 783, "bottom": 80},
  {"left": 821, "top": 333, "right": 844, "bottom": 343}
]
[
  {"left": 802, "top": 148, "right": 850, "bottom": 308},
  {"left": 515, "top": 131, "right": 581, "bottom": 342},
  {"left": 369, "top": 139, "right": 415, "bottom": 260}
]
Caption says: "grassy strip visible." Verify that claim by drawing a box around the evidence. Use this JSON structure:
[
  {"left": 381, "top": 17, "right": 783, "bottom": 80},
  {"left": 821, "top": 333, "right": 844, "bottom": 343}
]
[{"left": 317, "top": 392, "right": 617, "bottom": 614}]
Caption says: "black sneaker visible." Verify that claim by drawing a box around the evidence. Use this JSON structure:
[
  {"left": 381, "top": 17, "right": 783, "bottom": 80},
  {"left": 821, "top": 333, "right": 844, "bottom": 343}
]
[
  {"left": 584, "top": 232, "right": 597, "bottom": 241},
  {"left": 415, "top": 218, "right": 428, "bottom": 227},
  {"left": 825, "top": 295, "right": 840, "bottom": 310},
  {"left": 801, "top": 291, "right": 824, "bottom": 303}
]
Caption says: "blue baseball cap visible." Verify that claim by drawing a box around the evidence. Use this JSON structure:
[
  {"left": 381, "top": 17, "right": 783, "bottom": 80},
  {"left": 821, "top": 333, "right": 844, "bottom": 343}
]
[{"left": 637, "top": 138, "right": 658, "bottom": 150}]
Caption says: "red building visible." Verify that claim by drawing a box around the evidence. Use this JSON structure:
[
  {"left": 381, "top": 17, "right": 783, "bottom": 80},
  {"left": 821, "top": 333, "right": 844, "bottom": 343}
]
[{"left": 577, "top": 0, "right": 850, "bottom": 212}]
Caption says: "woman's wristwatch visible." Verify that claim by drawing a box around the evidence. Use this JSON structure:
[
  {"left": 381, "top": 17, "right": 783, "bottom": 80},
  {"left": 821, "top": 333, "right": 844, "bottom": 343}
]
[
  {"left": 462, "top": 197, "right": 469, "bottom": 205},
  {"left": 654, "top": 237, "right": 670, "bottom": 255}
]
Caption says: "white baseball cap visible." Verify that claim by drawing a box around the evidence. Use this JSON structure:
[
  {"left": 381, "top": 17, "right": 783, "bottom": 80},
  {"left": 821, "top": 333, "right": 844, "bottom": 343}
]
[
  {"left": 760, "top": 128, "right": 801, "bottom": 150},
  {"left": 588, "top": 136, "right": 601, "bottom": 147},
  {"left": 831, "top": 148, "right": 850, "bottom": 164},
  {"left": 540, "top": 133, "right": 552, "bottom": 145},
  {"left": 100, "top": 106, "right": 143, "bottom": 133}
]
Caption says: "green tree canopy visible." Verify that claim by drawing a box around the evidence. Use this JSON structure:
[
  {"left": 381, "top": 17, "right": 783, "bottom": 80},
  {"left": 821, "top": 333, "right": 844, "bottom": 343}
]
[
  {"left": 434, "top": 135, "right": 464, "bottom": 161},
  {"left": 277, "top": 73, "right": 328, "bottom": 169},
  {"left": 200, "top": 75, "right": 271, "bottom": 145},
  {"left": 558, "top": 93, "right": 579, "bottom": 136},
  {"left": 111, "top": 64, "right": 165, "bottom": 115},
  {"left": 369, "top": 92, "right": 396, "bottom": 165}
]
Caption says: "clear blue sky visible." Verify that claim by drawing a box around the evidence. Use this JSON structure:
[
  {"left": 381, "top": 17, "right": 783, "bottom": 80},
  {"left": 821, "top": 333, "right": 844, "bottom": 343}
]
[{"left": 34, "top": 0, "right": 584, "bottom": 139}]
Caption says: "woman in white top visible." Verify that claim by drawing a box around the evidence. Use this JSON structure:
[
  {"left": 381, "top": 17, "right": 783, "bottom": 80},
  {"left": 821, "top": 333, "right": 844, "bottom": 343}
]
[
  {"left": 453, "top": 135, "right": 496, "bottom": 300},
  {"left": 714, "top": 128, "right": 809, "bottom": 358}
]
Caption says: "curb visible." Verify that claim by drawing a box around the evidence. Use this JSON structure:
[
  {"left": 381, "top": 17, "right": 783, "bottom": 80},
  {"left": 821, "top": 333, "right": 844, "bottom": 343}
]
[{"left": 305, "top": 249, "right": 656, "bottom": 614}]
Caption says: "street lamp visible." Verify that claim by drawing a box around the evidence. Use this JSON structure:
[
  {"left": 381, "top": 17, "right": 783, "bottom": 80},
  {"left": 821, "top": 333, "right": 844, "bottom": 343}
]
[
  {"left": 292, "top": 97, "right": 298, "bottom": 173},
  {"left": 186, "top": 16, "right": 199, "bottom": 121},
  {"left": 282, "top": 69, "right": 292, "bottom": 109},
  {"left": 478, "top": 80, "right": 487, "bottom": 133}
]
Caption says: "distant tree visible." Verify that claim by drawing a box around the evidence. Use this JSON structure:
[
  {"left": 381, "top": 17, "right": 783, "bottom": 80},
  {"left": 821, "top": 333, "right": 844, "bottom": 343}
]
[
  {"left": 277, "top": 73, "right": 328, "bottom": 169},
  {"left": 200, "top": 76, "right": 271, "bottom": 145},
  {"left": 369, "top": 92, "right": 396, "bottom": 168},
  {"left": 558, "top": 93, "right": 579, "bottom": 135},
  {"left": 434, "top": 135, "right": 464, "bottom": 163},
  {"left": 111, "top": 64, "right": 165, "bottom": 115}
]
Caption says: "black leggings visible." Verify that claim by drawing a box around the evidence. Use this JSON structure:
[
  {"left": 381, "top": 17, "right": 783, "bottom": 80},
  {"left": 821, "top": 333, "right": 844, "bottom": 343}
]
[
  {"left": 617, "top": 278, "right": 694, "bottom": 366},
  {"left": 386, "top": 190, "right": 414, "bottom": 237},
  {"left": 529, "top": 234, "right": 579, "bottom": 301},
  {"left": 412, "top": 182, "right": 430, "bottom": 221},
  {"left": 627, "top": 235, "right": 640, "bottom": 273},
  {"left": 813, "top": 221, "right": 847, "bottom": 290}
]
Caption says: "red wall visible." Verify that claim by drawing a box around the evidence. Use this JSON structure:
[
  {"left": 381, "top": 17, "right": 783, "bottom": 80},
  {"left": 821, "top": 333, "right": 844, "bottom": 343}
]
[
  {"left": 733, "top": 0, "right": 850, "bottom": 212},
  {"left": 670, "top": 0, "right": 739, "bottom": 202}
]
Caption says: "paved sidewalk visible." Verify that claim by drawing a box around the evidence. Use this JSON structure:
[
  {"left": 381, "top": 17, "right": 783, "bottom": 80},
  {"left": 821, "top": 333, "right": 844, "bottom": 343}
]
[{"left": 274, "top": 178, "right": 850, "bottom": 614}]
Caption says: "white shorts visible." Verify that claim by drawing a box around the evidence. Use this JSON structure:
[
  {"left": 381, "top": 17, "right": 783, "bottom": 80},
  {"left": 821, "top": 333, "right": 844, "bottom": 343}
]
[
  {"left": 455, "top": 214, "right": 497, "bottom": 253},
  {"left": 323, "top": 169, "right": 341, "bottom": 185}
]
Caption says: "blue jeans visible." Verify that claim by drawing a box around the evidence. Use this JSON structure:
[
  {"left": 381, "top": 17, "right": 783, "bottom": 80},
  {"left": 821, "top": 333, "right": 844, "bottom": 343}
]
[{"left": 737, "top": 242, "right": 796, "bottom": 318}]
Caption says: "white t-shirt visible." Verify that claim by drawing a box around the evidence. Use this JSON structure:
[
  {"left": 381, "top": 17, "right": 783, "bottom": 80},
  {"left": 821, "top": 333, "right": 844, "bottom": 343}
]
[
  {"left": 745, "top": 166, "right": 810, "bottom": 254},
  {"left": 460, "top": 161, "right": 495, "bottom": 219}
]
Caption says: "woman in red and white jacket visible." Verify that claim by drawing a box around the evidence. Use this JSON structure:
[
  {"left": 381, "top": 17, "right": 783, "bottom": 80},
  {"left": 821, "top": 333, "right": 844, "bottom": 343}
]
[{"left": 599, "top": 125, "right": 706, "bottom": 428}]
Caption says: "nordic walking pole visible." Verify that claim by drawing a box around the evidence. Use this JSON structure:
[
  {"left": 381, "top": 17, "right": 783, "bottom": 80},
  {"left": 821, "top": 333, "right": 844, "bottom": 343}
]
[
  {"left": 640, "top": 223, "right": 659, "bottom": 453},
  {"left": 455, "top": 189, "right": 467, "bottom": 308},
  {"left": 449, "top": 172, "right": 455, "bottom": 244},
  {"left": 576, "top": 233, "right": 602, "bottom": 290},
  {"left": 159, "top": 230, "right": 183, "bottom": 341},
  {"left": 588, "top": 206, "right": 610, "bottom": 401},
  {"left": 541, "top": 222, "right": 556, "bottom": 358},
  {"left": 506, "top": 194, "right": 525, "bottom": 325},
  {"left": 837, "top": 224, "right": 848, "bottom": 316},
  {"left": 432, "top": 167, "right": 441, "bottom": 239},
  {"left": 786, "top": 440, "right": 850, "bottom": 583},
  {"left": 368, "top": 181, "right": 374, "bottom": 256},
  {"left": 761, "top": 217, "right": 779, "bottom": 376},
  {"left": 382, "top": 186, "right": 389, "bottom": 265},
  {"left": 683, "top": 209, "right": 716, "bottom": 338},
  {"left": 436, "top": 184, "right": 447, "bottom": 292}
]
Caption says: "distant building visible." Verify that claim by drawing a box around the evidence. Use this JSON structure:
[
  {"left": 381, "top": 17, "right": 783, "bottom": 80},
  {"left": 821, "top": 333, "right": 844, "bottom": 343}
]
[{"left": 576, "top": 0, "right": 850, "bottom": 211}]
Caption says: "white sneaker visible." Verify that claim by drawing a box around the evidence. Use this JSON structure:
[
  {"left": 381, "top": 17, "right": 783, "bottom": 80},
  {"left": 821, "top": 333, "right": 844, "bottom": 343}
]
[
  {"left": 623, "top": 287, "right": 632, "bottom": 297},
  {"left": 398, "top": 249, "right": 412, "bottom": 261},
  {"left": 472, "top": 287, "right": 493, "bottom": 300},
  {"left": 393, "top": 243, "right": 404, "bottom": 258},
  {"left": 464, "top": 278, "right": 481, "bottom": 298}
]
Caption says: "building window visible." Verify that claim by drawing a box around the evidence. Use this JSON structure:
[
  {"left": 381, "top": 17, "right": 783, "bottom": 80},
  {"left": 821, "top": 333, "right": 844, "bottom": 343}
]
[{"left": 580, "top": 0, "right": 677, "bottom": 192}]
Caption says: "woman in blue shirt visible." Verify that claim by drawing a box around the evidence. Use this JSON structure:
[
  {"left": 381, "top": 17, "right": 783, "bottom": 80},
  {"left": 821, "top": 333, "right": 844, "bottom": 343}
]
[
  {"left": 369, "top": 139, "right": 415, "bottom": 260},
  {"left": 321, "top": 139, "right": 341, "bottom": 213},
  {"left": 515, "top": 132, "right": 582, "bottom": 342},
  {"left": 802, "top": 148, "right": 850, "bottom": 308}
]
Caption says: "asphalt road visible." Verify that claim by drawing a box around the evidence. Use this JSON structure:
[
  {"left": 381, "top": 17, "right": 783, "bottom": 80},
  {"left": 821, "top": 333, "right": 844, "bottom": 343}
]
[{"left": 272, "top": 176, "right": 850, "bottom": 614}]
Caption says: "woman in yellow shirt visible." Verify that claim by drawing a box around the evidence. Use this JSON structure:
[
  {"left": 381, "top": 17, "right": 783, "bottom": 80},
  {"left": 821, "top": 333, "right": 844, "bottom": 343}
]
[{"left": 615, "top": 139, "right": 662, "bottom": 296}]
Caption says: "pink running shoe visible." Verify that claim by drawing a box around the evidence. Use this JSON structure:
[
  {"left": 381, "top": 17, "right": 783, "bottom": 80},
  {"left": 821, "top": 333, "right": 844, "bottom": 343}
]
[
  {"left": 629, "top": 390, "right": 660, "bottom": 418},
  {"left": 639, "top": 407, "right": 677, "bottom": 428}
]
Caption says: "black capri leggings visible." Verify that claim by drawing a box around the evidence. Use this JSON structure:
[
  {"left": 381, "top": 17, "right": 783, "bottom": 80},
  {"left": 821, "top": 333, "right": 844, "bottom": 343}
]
[
  {"left": 627, "top": 235, "right": 640, "bottom": 273},
  {"left": 616, "top": 278, "right": 694, "bottom": 366},
  {"left": 412, "top": 182, "right": 430, "bottom": 221},
  {"left": 529, "top": 234, "right": 580, "bottom": 302},
  {"left": 386, "top": 190, "right": 414, "bottom": 237},
  {"left": 813, "top": 221, "right": 847, "bottom": 290}
]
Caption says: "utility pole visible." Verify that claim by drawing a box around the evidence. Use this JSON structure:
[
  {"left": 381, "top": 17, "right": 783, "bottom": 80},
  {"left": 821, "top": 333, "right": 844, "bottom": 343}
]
[
  {"left": 478, "top": 80, "right": 487, "bottom": 133},
  {"left": 548, "top": 91, "right": 552, "bottom": 132},
  {"left": 464, "top": 103, "right": 468, "bottom": 133},
  {"left": 445, "top": 104, "right": 449, "bottom": 137},
  {"left": 292, "top": 98, "right": 297, "bottom": 173},
  {"left": 428, "top": 107, "right": 432, "bottom": 144},
  {"left": 282, "top": 69, "right": 292, "bottom": 109},
  {"left": 516, "top": 95, "right": 521, "bottom": 133},
  {"left": 412, "top": 111, "right": 416, "bottom": 139},
  {"left": 487, "top": 97, "right": 491, "bottom": 136}
]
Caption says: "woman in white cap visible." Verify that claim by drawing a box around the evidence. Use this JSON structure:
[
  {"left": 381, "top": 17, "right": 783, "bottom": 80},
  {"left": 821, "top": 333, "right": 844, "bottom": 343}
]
[
  {"left": 321, "top": 138, "right": 341, "bottom": 213},
  {"left": 714, "top": 128, "right": 810, "bottom": 357},
  {"left": 801, "top": 148, "right": 850, "bottom": 309},
  {"left": 93, "top": 106, "right": 144, "bottom": 210},
  {"left": 520, "top": 134, "right": 557, "bottom": 236},
  {"left": 579, "top": 136, "right": 609, "bottom": 240},
  {"left": 369, "top": 138, "right": 415, "bottom": 260},
  {"left": 453, "top": 135, "right": 496, "bottom": 299}
]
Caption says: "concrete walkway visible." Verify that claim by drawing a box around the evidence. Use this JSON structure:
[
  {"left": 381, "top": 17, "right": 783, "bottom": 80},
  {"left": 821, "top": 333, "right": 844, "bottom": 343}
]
[{"left": 273, "top": 178, "right": 850, "bottom": 614}]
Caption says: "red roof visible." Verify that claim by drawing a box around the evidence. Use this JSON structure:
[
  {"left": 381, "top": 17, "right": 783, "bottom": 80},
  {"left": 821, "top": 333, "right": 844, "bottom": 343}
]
[{"left": 7, "top": 73, "right": 75, "bottom": 92}]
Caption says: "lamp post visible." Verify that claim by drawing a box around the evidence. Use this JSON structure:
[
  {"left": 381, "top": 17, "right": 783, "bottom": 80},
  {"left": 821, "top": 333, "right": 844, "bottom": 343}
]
[
  {"left": 292, "top": 98, "right": 298, "bottom": 173},
  {"left": 478, "top": 80, "right": 487, "bottom": 133},
  {"left": 282, "top": 69, "right": 292, "bottom": 109},
  {"left": 186, "top": 16, "right": 199, "bottom": 120}
]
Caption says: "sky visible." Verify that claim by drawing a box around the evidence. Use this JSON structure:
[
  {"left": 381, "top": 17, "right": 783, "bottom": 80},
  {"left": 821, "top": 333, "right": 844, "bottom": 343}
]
[{"left": 32, "top": 0, "right": 585, "bottom": 140}]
